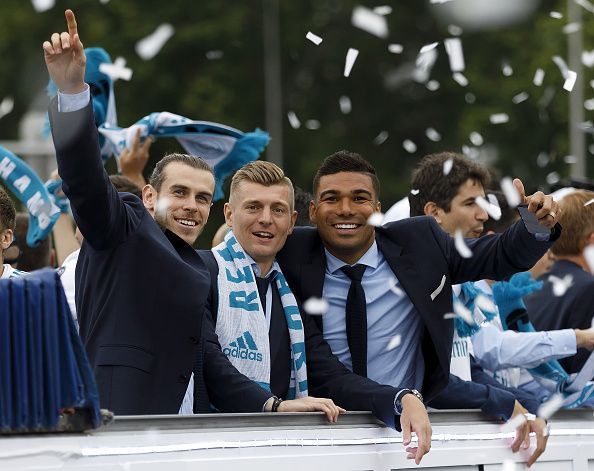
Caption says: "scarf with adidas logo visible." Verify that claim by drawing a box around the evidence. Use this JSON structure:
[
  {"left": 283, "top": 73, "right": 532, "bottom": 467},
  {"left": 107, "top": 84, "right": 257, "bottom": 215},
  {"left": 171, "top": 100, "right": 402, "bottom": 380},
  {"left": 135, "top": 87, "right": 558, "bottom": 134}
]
[{"left": 212, "top": 230, "right": 308, "bottom": 399}]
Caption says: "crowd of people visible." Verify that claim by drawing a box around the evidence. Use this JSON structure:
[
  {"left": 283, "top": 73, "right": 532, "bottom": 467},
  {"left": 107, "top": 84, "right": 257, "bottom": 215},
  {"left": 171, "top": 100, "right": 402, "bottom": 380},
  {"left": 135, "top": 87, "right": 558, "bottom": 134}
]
[{"left": 2, "top": 8, "right": 594, "bottom": 467}]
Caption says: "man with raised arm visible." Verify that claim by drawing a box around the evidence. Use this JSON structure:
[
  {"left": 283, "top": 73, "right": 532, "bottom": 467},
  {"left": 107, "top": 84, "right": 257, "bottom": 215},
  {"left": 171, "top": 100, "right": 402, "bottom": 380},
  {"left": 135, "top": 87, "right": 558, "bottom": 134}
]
[{"left": 43, "top": 9, "right": 342, "bottom": 420}]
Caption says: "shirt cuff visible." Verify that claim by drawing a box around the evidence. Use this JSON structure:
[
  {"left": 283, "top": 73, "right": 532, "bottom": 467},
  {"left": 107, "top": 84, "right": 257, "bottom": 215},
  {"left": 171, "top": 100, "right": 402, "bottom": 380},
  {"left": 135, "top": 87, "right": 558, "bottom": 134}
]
[
  {"left": 393, "top": 388, "right": 409, "bottom": 415},
  {"left": 549, "top": 329, "right": 577, "bottom": 356},
  {"left": 57, "top": 84, "right": 90, "bottom": 113}
]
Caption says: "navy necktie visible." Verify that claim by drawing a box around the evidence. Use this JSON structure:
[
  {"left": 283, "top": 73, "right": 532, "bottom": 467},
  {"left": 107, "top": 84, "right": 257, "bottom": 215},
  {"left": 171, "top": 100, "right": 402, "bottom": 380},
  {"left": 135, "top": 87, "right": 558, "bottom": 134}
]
[
  {"left": 340, "top": 264, "right": 368, "bottom": 377},
  {"left": 255, "top": 276, "right": 271, "bottom": 313}
]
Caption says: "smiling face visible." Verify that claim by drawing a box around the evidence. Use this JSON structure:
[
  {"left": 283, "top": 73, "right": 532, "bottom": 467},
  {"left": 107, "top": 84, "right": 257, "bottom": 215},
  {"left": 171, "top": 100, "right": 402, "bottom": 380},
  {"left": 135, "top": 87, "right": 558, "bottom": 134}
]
[
  {"left": 432, "top": 178, "right": 488, "bottom": 238},
  {"left": 310, "top": 171, "right": 381, "bottom": 264},
  {"left": 143, "top": 161, "right": 215, "bottom": 245},
  {"left": 224, "top": 180, "right": 297, "bottom": 274}
]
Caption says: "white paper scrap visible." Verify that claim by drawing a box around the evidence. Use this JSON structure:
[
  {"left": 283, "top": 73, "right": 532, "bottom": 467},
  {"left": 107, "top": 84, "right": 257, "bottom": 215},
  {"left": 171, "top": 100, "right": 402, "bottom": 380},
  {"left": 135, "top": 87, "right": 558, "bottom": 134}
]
[
  {"left": 552, "top": 56, "right": 569, "bottom": 79},
  {"left": 443, "top": 158, "right": 453, "bottom": 175},
  {"left": 388, "top": 43, "right": 403, "bottom": 54},
  {"left": 475, "top": 294, "right": 496, "bottom": 314},
  {"left": 403, "top": 139, "right": 417, "bottom": 153},
  {"left": 0, "top": 97, "right": 15, "bottom": 120},
  {"left": 476, "top": 196, "right": 502, "bottom": 220},
  {"left": 367, "top": 212, "right": 385, "bottom": 227},
  {"left": 582, "top": 50, "right": 594, "bottom": 68},
  {"left": 426, "top": 128, "right": 442, "bottom": 142},
  {"left": 584, "top": 245, "right": 594, "bottom": 273},
  {"left": 339, "top": 96, "right": 352, "bottom": 114},
  {"left": 563, "top": 22, "right": 581, "bottom": 35},
  {"left": 447, "top": 24, "right": 463, "bottom": 36},
  {"left": 351, "top": 6, "right": 388, "bottom": 38},
  {"left": 550, "top": 11, "right": 563, "bottom": 19},
  {"left": 501, "top": 413, "right": 526, "bottom": 433},
  {"left": 533, "top": 68, "right": 545, "bottom": 86},
  {"left": 305, "top": 120, "right": 320, "bottom": 130},
  {"left": 373, "top": 5, "right": 392, "bottom": 15},
  {"left": 490, "top": 113, "right": 509, "bottom": 124},
  {"left": 303, "top": 297, "right": 329, "bottom": 315},
  {"left": 136, "top": 24, "right": 175, "bottom": 60},
  {"left": 502, "top": 61, "right": 513, "bottom": 77},
  {"left": 452, "top": 72, "right": 468, "bottom": 87},
  {"left": 584, "top": 198, "right": 594, "bottom": 206},
  {"left": 469, "top": 131, "right": 483, "bottom": 146},
  {"left": 585, "top": 99, "right": 594, "bottom": 111},
  {"left": 512, "top": 92, "right": 529, "bottom": 104},
  {"left": 410, "top": 189, "right": 420, "bottom": 195},
  {"left": 306, "top": 31, "right": 323, "bottom": 45},
  {"left": 549, "top": 274, "right": 573, "bottom": 296},
  {"left": 287, "top": 111, "right": 301, "bottom": 129},
  {"left": 453, "top": 299, "right": 474, "bottom": 324},
  {"left": 444, "top": 38, "right": 465, "bottom": 72},
  {"left": 387, "top": 335, "right": 402, "bottom": 351},
  {"left": 373, "top": 130, "right": 389, "bottom": 145},
  {"left": 420, "top": 42, "right": 439, "bottom": 54},
  {"left": 31, "top": 0, "right": 54, "bottom": 12},
  {"left": 430, "top": 275, "right": 446, "bottom": 301},
  {"left": 344, "top": 48, "right": 359, "bottom": 77},
  {"left": 564, "top": 70, "right": 577, "bottom": 92},
  {"left": 500, "top": 177, "right": 521, "bottom": 207},
  {"left": 454, "top": 229, "right": 473, "bottom": 258},
  {"left": 538, "top": 394, "right": 564, "bottom": 420},
  {"left": 99, "top": 57, "right": 133, "bottom": 81},
  {"left": 205, "top": 50, "right": 223, "bottom": 60},
  {"left": 426, "top": 80, "right": 440, "bottom": 91}
]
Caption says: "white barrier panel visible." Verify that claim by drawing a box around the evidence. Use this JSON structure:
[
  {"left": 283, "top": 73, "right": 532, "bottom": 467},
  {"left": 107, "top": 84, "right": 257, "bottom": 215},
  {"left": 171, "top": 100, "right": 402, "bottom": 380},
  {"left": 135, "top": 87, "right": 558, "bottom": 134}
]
[{"left": 0, "top": 409, "right": 593, "bottom": 470}]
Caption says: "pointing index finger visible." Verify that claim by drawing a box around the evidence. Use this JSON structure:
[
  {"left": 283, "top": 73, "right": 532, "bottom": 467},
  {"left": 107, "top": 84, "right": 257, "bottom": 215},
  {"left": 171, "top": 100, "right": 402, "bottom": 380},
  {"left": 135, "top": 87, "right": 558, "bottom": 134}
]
[{"left": 66, "top": 9, "right": 78, "bottom": 38}]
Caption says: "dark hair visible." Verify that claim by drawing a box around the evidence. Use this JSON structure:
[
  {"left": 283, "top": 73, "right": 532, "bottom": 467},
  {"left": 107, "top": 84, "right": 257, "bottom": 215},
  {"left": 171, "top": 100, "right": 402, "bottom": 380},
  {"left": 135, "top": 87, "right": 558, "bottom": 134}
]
[
  {"left": 0, "top": 185, "right": 16, "bottom": 232},
  {"left": 149, "top": 153, "right": 213, "bottom": 191},
  {"left": 294, "top": 186, "right": 314, "bottom": 227},
  {"left": 110, "top": 175, "right": 142, "bottom": 198},
  {"left": 409, "top": 152, "right": 490, "bottom": 217},
  {"left": 312, "top": 150, "right": 380, "bottom": 200},
  {"left": 14, "top": 212, "right": 52, "bottom": 270},
  {"left": 481, "top": 190, "right": 519, "bottom": 234}
]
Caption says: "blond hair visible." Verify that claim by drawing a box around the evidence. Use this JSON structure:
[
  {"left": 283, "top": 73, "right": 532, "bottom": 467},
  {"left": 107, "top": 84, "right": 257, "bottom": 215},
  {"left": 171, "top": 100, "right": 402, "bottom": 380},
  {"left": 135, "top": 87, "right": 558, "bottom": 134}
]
[
  {"left": 552, "top": 190, "right": 594, "bottom": 256},
  {"left": 229, "top": 160, "right": 294, "bottom": 209}
]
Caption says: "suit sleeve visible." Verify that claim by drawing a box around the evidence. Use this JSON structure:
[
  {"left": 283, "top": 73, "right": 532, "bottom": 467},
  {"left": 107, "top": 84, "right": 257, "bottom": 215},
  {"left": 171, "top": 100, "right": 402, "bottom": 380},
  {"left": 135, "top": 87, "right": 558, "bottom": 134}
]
[
  {"left": 304, "top": 314, "right": 401, "bottom": 430},
  {"left": 201, "top": 299, "right": 274, "bottom": 412},
  {"left": 429, "top": 217, "right": 559, "bottom": 285},
  {"left": 48, "top": 97, "right": 142, "bottom": 250}
]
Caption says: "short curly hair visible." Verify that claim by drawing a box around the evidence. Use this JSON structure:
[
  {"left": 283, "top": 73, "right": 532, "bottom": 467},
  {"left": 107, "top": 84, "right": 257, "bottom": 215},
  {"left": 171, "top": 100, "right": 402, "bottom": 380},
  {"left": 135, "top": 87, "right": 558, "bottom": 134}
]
[{"left": 0, "top": 185, "right": 16, "bottom": 232}]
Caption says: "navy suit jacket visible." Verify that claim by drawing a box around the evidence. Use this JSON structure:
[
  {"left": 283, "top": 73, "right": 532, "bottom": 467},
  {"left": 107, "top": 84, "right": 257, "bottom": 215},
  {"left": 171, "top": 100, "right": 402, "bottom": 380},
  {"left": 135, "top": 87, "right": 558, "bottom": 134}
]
[
  {"left": 277, "top": 216, "right": 558, "bottom": 408},
  {"left": 198, "top": 250, "right": 404, "bottom": 429},
  {"left": 49, "top": 99, "right": 271, "bottom": 415},
  {"left": 526, "top": 259, "right": 594, "bottom": 374}
]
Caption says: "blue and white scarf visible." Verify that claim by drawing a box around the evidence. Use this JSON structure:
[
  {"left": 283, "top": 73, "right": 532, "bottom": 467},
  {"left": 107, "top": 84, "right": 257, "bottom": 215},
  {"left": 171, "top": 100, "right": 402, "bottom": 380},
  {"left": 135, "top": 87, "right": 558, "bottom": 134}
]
[
  {"left": 212, "top": 231, "right": 308, "bottom": 398},
  {"left": 99, "top": 112, "right": 269, "bottom": 201},
  {"left": 0, "top": 146, "right": 60, "bottom": 247}
]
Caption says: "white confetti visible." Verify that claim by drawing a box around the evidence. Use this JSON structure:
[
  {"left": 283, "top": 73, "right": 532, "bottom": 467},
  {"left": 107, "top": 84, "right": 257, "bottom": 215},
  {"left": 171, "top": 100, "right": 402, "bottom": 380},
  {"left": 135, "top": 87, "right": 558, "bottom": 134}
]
[
  {"left": 0, "top": 97, "right": 14, "bottom": 120},
  {"left": 533, "top": 68, "right": 545, "bottom": 86},
  {"left": 552, "top": 55, "right": 569, "bottom": 79},
  {"left": 454, "top": 229, "right": 473, "bottom": 258},
  {"left": 414, "top": 48, "right": 438, "bottom": 83},
  {"left": 549, "top": 274, "right": 573, "bottom": 296},
  {"left": 500, "top": 177, "right": 521, "bottom": 207},
  {"left": 444, "top": 38, "right": 465, "bottom": 72},
  {"left": 306, "top": 31, "right": 323, "bottom": 45},
  {"left": 303, "top": 297, "right": 329, "bottom": 315},
  {"left": 501, "top": 459, "right": 517, "bottom": 471},
  {"left": 452, "top": 72, "right": 468, "bottom": 87},
  {"left": 387, "top": 334, "right": 402, "bottom": 351},
  {"left": 462, "top": 145, "right": 479, "bottom": 159},
  {"left": 426, "top": 80, "right": 440, "bottom": 91},
  {"left": 420, "top": 42, "right": 439, "bottom": 54},
  {"left": 502, "top": 61, "right": 513, "bottom": 77},
  {"left": 476, "top": 196, "right": 502, "bottom": 220},
  {"left": 410, "top": 189, "right": 420, "bottom": 196},
  {"left": 501, "top": 413, "right": 526, "bottom": 433},
  {"left": 287, "top": 111, "right": 301, "bottom": 129},
  {"left": 564, "top": 155, "right": 578, "bottom": 164},
  {"left": 135, "top": 24, "right": 175, "bottom": 60},
  {"left": 31, "top": 0, "right": 54, "bottom": 12},
  {"left": 585, "top": 99, "right": 594, "bottom": 110},
  {"left": 351, "top": 6, "right": 388, "bottom": 38},
  {"left": 430, "top": 275, "right": 446, "bottom": 301},
  {"left": 563, "top": 22, "right": 581, "bottom": 35},
  {"left": 564, "top": 70, "right": 578, "bottom": 92},
  {"left": 546, "top": 171, "right": 560, "bottom": 185},
  {"left": 550, "top": 11, "right": 563, "bottom": 19},
  {"left": 582, "top": 50, "right": 594, "bottom": 68},
  {"left": 584, "top": 245, "right": 594, "bottom": 273},
  {"left": 426, "top": 128, "right": 441, "bottom": 142},
  {"left": 576, "top": 0, "right": 594, "bottom": 13},
  {"left": 205, "top": 50, "right": 224, "bottom": 60},
  {"left": 512, "top": 92, "right": 529, "bottom": 104},
  {"left": 475, "top": 294, "right": 496, "bottom": 314},
  {"left": 403, "top": 139, "right": 417, "bottom": 153},
  {"left": 339, "top": 96, "right": 352, "bottom": 114},
  {"left": 388, "top": 277, "right": 404, "bottom": 296},
  {"left": 373, "top": 5, "right": 392, "bottom": 15},
  {"left": 537, "top": 393, "right": 564, "bottom": 420},
  {"left": 465, "top": 93, "right": 475, "bottom": 104},
  {"left": 524, "top": 412, "right": 536, "bottom": 421},
  {"left": 155, "top": 197, "right": 171, "bottom": 218},
  {"left": 344, "top": 48, "right": 359, "bottom": 77},
  {"left": 373, "top": 130, "right": 389, "bottom": 145},
  {"left": 305, "top": 120, "right": 320, "bottom": 130},
  {"left": 443, "top": 158, "right": 453, "bottom": 176},
  {"left": 469, "top": 131, "right": 483, "bottom": 146},
  {"left": 447, "top": 24, "right": 463, "bottom": 36},
  {"left": 584, "top": 198, "right": 594, "bottom": 206},
  {"left": 388, "top": 43, "right": 403, "bottom": 54},
  {"left": 453, "top": 299, "right": 474, "bottom": 324},
  {"left": 443, "top": 313, "right": 456, "bottom": 319},
  {"left": 536, "top": 152, "right": 550, "bottom": 168},
  {"left": 367, "top": 212, "right": 385, "bottom": 227},
  {"left": 490, "top": 113, "right": 509, "bottom": 124},
  {"left": 99, "top": 57, "right": 133, "bottom": 81}
]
